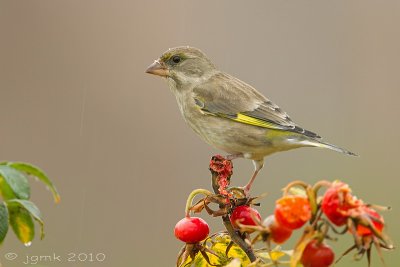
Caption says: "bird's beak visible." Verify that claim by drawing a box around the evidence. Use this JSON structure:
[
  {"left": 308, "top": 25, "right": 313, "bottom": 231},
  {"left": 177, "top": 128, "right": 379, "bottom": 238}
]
[{"left": 145, "top": 60, "right": 169, "bottom": 77}]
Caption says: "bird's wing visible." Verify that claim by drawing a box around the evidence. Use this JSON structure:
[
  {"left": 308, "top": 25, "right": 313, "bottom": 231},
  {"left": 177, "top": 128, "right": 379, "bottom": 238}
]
[{"left": 193, "top": 72, "right": 320, "bottom": 138}]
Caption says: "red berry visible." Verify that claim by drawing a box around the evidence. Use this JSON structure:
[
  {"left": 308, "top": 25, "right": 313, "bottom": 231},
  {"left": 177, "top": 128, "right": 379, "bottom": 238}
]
[
  {"left": 322, "top": 181, "right": 361, "bottom": 226},
  {"left": 262, "top": 215, "right": 292, "bottom": 244},
  {"left": 274, "top": 195, "right": 311, "bottom": 230},
  {"left": 174, "top": 217, "right": 209, "bottom": 243},
  {"left": 356, "top": 207, "right": 384, "bottom": 236},
  {"left": 301, "top": 240, "right": 335, "bottom": 267},
  {"left": 230, "top": 205, "right": 261, "bottom": 232}
]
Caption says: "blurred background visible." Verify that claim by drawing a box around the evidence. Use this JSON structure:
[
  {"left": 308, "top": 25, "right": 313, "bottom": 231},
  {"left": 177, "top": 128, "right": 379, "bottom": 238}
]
[{"left": 0, "top": 0, "right": 399, "bottom": 266}]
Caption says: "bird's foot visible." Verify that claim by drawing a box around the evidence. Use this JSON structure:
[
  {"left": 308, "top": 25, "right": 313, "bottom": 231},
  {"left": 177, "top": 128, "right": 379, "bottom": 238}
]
[
  {"left": 226, "top": 153, "right": 243, "bottom": 161},
  {"left": 242, "top": 184, "right": 252, "bottom": 199}
]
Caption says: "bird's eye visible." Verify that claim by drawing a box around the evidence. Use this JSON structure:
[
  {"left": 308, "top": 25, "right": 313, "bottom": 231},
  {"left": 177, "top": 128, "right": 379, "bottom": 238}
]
[{"left": 171, "top": 55, "right": 181, "bottom": 64}]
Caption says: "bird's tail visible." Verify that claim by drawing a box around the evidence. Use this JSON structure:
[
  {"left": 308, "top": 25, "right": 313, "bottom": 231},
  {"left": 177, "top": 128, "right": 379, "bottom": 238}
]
[{"left": 299, "top": 139, "right": 358, "bottom": 156}]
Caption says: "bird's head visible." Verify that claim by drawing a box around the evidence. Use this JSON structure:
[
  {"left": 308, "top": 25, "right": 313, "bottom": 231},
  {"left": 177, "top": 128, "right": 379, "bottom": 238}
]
[{"left": 146, "top": 46, "right": 216, "bottom": 86}]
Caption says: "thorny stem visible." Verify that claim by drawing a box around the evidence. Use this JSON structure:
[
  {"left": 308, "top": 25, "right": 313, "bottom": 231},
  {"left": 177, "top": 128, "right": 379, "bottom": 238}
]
[
  {"left": 315, "top": 221, "right": 330, "bottom": 244},
  {"left": 185, "top": 189, "right": 213, "bottom": 217},
  {"left": 210, "top": 166, "right": 257, "bottom": 262}
]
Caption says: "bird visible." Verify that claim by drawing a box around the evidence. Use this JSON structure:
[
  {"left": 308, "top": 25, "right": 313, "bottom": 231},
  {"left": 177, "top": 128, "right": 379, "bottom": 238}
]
[{"left": 145, "top": 46, "right": 356, "bottom": 194}]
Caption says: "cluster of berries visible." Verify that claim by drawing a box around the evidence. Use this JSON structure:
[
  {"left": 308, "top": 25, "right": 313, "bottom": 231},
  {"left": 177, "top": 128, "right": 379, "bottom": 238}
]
[{"left": 173, "top": 157, "right": 392, "bottom": 267}]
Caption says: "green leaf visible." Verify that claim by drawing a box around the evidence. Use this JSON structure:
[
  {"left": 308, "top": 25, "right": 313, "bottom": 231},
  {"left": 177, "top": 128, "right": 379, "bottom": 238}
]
[
  {"left": 0, "top": 202, "right": 9, "bottom": 244},
  {"left": 0, "top": 176, "right": 17, "bottom": 200},
  {"left": 7, "top": 203, "right": 35, "bottom": 245},
  {"left": 256, "top": 246, "right": 293, "bottom": 265},
  {"left": 223, "top": 259, "right": 241, "bottom": 267},
  {"left": 0, "top": 165, "right": 30, "bottom": 200},
  {"left": 6, "top": 162, "right": 60, "bottom": 203},
  {"left": 186, "top": 234, "right": 250, "bottom": 267},
  {"left": 7, "top": 199, "right": 44, "bottom": 239}
]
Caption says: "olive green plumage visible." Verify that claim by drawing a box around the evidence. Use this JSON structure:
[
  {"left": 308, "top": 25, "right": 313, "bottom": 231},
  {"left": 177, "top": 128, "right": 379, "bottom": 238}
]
[{"left": 146, "top": 46, "right": 356, "bottom": 192}]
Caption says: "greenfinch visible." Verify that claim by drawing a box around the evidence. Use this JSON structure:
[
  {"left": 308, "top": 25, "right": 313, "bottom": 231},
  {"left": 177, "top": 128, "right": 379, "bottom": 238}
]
[{"left": 146, "top": 46, "right": 356, "bottom": 193}]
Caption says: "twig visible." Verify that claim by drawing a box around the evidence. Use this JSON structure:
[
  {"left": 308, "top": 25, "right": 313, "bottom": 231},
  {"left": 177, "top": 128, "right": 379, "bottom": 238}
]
[{"left": 209, "top": 164, "right": 257, "bottom": 262}]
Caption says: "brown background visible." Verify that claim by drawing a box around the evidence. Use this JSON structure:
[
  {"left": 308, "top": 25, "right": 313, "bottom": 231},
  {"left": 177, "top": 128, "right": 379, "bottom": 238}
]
[{"left": 1, "top": 1, "right": 399, "bottom": 266}]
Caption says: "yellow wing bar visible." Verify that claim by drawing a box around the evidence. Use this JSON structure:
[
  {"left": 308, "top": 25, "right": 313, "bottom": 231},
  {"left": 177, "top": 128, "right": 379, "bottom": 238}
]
[{"left": 232, "top": 113, "right": 286, "bottom": 130}]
